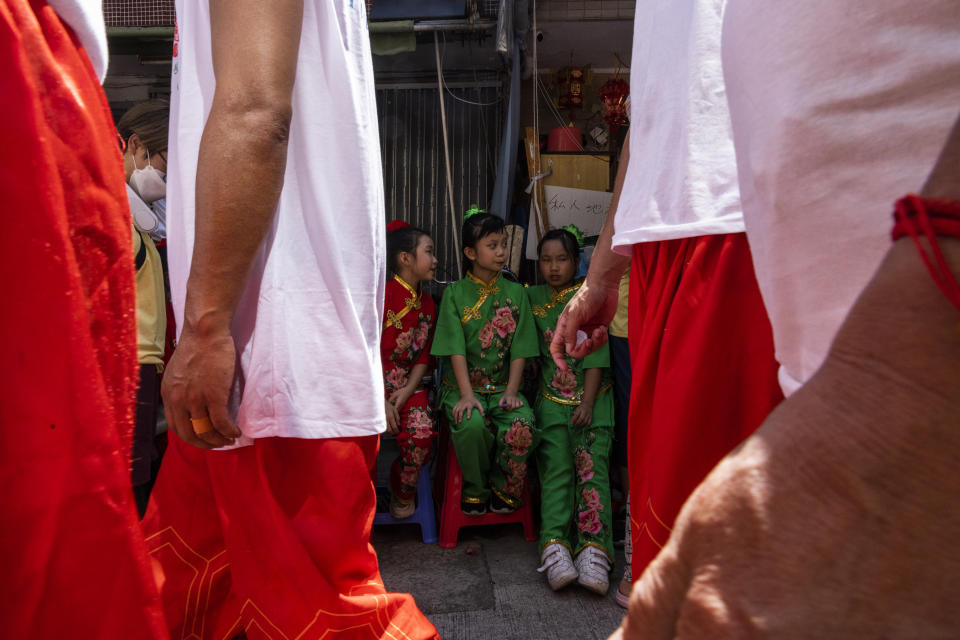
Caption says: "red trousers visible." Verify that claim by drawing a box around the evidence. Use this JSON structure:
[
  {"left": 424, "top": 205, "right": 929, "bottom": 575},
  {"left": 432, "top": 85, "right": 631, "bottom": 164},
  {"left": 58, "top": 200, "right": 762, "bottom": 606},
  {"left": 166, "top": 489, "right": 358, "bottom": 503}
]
[
  {"left": 143, "top": 434, "right": 439, "bottom": 640},
  {"left": 628, "top": 233, "right": 783, "bottom": 579},
  {"left": 0, "top": 1, "right": 167, "bottom": 637},
  {"left": 389, "top": 388, "right": 436, "bottom": 502}
]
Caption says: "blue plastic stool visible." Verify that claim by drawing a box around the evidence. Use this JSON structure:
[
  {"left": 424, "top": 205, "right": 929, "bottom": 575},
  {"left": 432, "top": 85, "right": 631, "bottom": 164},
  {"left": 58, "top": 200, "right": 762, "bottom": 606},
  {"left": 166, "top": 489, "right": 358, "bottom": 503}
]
[{"left": 373, "top": 465, "right": 438, "bottom": 544}]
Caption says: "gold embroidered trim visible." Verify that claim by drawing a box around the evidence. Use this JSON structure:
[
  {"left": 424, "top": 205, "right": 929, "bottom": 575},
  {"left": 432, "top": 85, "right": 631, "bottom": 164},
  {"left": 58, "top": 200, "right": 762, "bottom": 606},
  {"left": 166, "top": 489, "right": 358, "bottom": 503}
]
[
  {"left": 462, "top": 496, "right": 487, "bottom": 504},
  {"left": 491, "top": 485, "right": 522, "bottom": 508},
  {"left": 540, "top": 382, "right": 613, "bottom": 406},
  {"left": 540, "top": 539, "right": 573, "bottom": 555},
  {"left": 383, "top": 274, "right": 422, "bottom": 330},
  {"left": 461, "top": 271, "right": 501, "bottom": 324},
  {"left": 532, "top": 279, "right": 582, "bottom": 318},
  {"left": 574, "top": 541, "right": 615, "bottom": 564},
  {"left": 443, "top": 377, "right": 506, "bottom": 395}
]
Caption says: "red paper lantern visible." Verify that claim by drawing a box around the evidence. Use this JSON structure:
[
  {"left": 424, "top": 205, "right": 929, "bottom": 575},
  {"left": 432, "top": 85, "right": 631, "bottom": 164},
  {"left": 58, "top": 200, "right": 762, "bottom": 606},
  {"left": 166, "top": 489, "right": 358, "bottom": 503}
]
[
  {"left": 557, "top": 66, "right": 585, "bottom": 111},
  {"left": 597, "top": 77, "right": 629, "bottom": 133}
]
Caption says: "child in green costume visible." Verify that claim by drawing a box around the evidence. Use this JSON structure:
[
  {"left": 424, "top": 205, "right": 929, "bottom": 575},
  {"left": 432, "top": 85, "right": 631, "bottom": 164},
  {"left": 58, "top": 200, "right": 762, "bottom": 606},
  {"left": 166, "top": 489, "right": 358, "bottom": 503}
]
[
  {"left": 431, "top": 212, "right": 539, "bottom": 516},
  {"left": 529, "top": 228, "right": 615, "bottom": 595}
]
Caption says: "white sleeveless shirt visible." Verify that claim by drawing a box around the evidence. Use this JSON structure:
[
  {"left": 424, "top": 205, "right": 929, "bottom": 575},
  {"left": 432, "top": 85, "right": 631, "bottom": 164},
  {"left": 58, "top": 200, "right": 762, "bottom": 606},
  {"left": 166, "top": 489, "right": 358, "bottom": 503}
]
[
  {"left": 612, "top": 0, "right": 745, "bottom": 251},
  {"left": 49, "top": 0, "right": 108, "bottom": 80},
  {"left": 166, "top": 0, "right": 387, "bottom": 444},
  {"left": 723, "top": 0, "right": 960, "bottom": 396}
]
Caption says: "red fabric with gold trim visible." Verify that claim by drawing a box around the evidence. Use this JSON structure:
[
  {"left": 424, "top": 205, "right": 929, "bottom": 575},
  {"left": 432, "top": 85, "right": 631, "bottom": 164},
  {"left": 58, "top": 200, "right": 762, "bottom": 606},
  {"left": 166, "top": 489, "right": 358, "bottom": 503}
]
[
  {"left": 0, "top": 1, "right": 167, "bottom": 636},
  {"left": 627, "top": 233, "right": 783, "bottom": 580},
  {"left": 143, "top": 434, "right": 440, "bottom": 640},
  {"left": 381, "top": 276, "right": 436, "bottom": 394}
]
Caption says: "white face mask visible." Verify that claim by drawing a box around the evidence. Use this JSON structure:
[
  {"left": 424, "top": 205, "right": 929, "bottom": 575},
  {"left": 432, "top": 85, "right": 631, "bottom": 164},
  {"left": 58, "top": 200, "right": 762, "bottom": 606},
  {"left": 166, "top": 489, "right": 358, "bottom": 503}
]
[{"left": 129, "top": 151, "right": 166, "bottom": 203}]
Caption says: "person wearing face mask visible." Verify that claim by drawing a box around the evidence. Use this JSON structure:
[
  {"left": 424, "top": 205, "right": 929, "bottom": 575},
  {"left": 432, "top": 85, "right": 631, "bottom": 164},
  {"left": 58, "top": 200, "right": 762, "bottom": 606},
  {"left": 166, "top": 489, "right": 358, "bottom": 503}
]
[{"left": 117, "top": 100, "right": 169, "bottom": 516}]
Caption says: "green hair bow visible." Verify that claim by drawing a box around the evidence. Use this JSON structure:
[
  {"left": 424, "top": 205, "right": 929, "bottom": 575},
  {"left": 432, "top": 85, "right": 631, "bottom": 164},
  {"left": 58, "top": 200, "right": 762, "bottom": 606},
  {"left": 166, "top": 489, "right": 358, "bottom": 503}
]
[
  {"left": 464, "top": 204, "right": 486, "bottom": 220},
  {"left": 563, "top": 224, "right": 585, "bottom": 247}
]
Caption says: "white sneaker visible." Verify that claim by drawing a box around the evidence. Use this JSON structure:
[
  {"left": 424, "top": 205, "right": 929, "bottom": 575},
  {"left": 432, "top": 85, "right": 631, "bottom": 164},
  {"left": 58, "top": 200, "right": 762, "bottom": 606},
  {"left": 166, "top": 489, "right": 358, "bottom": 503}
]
[
  {"left": 575, "top": 546, "right": 611, "bottom": 595},
  {"left": 537, "top": 543, "right": 578, "bottom": 591},
  {"left": 389, "top": 495, "right": 415, "bottom": 519}
]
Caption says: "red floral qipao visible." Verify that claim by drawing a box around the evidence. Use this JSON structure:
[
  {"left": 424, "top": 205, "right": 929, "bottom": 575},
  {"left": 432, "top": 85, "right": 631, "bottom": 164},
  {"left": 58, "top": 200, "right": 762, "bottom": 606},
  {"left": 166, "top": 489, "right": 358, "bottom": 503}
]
[{"left": 381, "top": 275, "right": 437, "bottom": 501}]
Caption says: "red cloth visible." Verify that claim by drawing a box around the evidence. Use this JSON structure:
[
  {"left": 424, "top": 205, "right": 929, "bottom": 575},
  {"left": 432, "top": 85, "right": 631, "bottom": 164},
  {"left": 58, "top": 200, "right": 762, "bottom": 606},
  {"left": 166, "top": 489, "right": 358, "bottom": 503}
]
[
  {"left": 0, "top": 0, "right": 167, "bottom": 637},
  {"left": 381, "top": 277, "right": 437, "bottom": 502},
  {"left": 381, "top": 276, "right": 436, "bottom": 378},
  {"left": 389, "top": 388, "right": 435, "bottom": 502},
  {"left": 628, "top": 233, "right": 783, "bottom": 579},
  {"left": 143, "top": 434, "right": 440, "bottom": 640}
]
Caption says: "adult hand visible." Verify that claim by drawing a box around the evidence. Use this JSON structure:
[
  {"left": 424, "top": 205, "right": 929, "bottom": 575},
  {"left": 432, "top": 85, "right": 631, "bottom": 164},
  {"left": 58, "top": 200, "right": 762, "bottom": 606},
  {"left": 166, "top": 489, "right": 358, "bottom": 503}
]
[
  {"left": 385, "top": 399, "right": 400, "bottom": 434},
  {"left": 612, "top": 237, "right": 960, "bottom": 639},
  {"left": 452, "top": 393, "right": 484, "bottom": 423},
  {"left": 551, "top": 279, "right": 616, "bottom": 369},
  {"left": 161, "top": 326, "right": 241, "bottom": 449}
]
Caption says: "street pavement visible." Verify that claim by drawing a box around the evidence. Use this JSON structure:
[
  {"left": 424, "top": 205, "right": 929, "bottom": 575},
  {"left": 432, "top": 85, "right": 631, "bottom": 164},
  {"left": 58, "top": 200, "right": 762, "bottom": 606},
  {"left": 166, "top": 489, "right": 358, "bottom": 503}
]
[{"left": 373, "top": 439, "right": 627, "bottom": 640}]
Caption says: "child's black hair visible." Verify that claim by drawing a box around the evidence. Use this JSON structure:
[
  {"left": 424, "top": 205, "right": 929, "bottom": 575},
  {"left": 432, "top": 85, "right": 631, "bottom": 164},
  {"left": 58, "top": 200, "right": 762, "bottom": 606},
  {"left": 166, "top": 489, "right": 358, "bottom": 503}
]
[
  {"left": 537, "top": 228, "right": 581, "bottom": 263},
  {"left": 387, "top": 225, "right": 430, "bottom": 275},
  {"left": 461, "top": 211, "right": 506, "bottom": 274}
]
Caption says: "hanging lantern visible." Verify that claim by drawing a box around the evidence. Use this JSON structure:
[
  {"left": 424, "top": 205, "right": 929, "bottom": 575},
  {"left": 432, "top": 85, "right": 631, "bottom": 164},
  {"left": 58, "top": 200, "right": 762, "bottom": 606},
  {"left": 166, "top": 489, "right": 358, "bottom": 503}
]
[
  {"left": 597, "top": 77, "right": 629, "bottom": 133},
  {"left": 557, "top": 66, "right": 585, "bottom": 111}
]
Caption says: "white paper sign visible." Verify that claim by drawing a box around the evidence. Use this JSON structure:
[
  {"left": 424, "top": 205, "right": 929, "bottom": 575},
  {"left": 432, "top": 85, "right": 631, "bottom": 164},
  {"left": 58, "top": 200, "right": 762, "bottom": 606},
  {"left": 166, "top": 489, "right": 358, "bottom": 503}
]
[{"left": 526, "top": 185, "right": 613, "bottom": 259}]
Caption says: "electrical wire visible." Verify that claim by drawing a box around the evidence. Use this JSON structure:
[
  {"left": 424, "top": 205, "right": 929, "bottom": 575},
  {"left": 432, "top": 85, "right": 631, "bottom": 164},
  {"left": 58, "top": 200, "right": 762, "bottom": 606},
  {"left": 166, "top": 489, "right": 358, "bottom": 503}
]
[{"left": 438, "top": 32, "right": 504, "bottom": 107}]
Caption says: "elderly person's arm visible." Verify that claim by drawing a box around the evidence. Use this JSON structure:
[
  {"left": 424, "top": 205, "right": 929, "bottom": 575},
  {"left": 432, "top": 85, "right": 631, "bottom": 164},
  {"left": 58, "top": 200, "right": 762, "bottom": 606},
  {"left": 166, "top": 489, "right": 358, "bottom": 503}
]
[
  {"left": 613, "top": 115, "right": 960, "bottom": 638},
  {"left": 161, "top": 0, "right": 304, "bottom": 449},
  {"left": 551, "top": 130, "right": 632, "bottom": 367}
]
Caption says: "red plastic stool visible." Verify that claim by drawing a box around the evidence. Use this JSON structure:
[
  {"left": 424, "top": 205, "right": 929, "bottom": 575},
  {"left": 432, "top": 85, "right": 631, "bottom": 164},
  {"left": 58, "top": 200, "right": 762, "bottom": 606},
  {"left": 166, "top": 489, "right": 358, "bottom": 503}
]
[{"left": 436, "top": 432, "right": 538, "bottom": 549}]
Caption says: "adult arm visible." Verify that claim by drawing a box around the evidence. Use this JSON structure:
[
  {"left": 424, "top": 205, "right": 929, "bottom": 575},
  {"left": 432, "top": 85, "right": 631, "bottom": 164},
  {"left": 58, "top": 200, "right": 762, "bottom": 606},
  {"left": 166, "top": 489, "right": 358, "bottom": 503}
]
[
  {"left": 161, "top": 0, "right": 304, "bottom": 449},
  {"left": 613, "top": 115, "right": 960, "bottom": 638},
  {"left": 551, "top": 130, "right": 632, "bottom": 368}
]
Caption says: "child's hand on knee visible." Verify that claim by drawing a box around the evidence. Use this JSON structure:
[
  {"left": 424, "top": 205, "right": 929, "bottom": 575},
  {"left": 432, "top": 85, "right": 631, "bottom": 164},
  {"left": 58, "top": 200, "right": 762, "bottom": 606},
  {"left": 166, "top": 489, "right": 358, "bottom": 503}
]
[
  {"left": 498, "top": 392, "right": 524, "bottom": 411},
  {"left": 453, "top": 393, "right": 484, "bottom": 423}
]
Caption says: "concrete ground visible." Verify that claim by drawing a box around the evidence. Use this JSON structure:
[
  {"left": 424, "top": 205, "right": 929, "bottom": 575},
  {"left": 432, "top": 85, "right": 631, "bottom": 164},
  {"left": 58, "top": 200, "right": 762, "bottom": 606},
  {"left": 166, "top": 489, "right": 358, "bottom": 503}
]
[{"left": 373, "top": 442, "right": 627, "bottom": 640}]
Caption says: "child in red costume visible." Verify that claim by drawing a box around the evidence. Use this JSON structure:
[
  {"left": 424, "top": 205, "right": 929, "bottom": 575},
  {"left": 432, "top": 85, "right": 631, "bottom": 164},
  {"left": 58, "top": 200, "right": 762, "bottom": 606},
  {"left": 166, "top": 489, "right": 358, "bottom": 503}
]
[{"left": 382, "top": 221, "right": 438, "bottom": 518}]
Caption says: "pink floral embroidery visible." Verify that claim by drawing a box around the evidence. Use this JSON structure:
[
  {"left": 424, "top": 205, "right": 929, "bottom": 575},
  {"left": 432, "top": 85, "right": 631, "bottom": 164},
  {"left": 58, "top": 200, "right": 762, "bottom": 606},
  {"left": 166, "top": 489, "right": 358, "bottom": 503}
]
[
  {"left": 501, "top": 458, "right": 527, "bottom": 498},
  {"left": 394, "top": 327, "right": 413, "bottom": 353},
  {"left": 469, "top": 369, "right": 492, "bottom": 388},
  {"left": 502, "top": 476, "right": 522, "bottom": 498},
  {"left": 412, "top": 320, "right": 430, "bottom": 352},
  {"left": 410, "top": 446, "right": 429, "bottom": 466},
  {"left": 504, "top": 420, "right": 533, "bottom": 456},
  {"left": 386, "top": 367, "right": 408, "bottom": 391},
  {"left": 578, "top": 508, "right": 603, "bottom": 534},
  {"left": 543, "top": 327, "right": 554, "bottom": 343},
  {"left": 551, "top": 368, "right": 578, "bottom": 398},
  {"left": 575, "top": 449, "right": 595, "bottom": 483},
  {"left": 491, "top": 306, "right": 516, "bottom": 338},
  {"left": 408, "top": 408, "right": 434, "bottom": 439},
  {"left": 507, "top": 458, "right": 526, "bottom": 479},
  {"left": 479, "top": 322, "right": 495, "bottom": 350},
  {"left": 581, "top": 488, "right": 602, "bottom": 511}
]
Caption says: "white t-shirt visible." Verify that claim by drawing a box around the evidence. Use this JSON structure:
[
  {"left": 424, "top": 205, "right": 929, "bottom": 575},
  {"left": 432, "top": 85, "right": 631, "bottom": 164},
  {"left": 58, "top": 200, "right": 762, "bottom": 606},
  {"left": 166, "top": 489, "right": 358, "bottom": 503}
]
[
  {"left": 167, "top": 0, "right": 387, "bottom": 444},
  {"left": 723, "top": 0, "right": 960, "bottom": 395},
  {"left": 612, "top": 0, "right": 744, "bottom": 253},
  {"left": 50, "top": 0, "right": 109, "bottom": 81}
]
